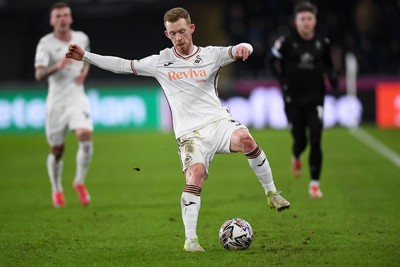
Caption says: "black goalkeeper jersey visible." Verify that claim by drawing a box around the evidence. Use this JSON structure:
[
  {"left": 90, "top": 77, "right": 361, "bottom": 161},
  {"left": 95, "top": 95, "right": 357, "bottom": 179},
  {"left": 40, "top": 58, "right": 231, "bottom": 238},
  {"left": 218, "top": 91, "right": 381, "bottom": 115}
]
[{"left": 269, "top": 32, "right": 336, "bottom": 105}]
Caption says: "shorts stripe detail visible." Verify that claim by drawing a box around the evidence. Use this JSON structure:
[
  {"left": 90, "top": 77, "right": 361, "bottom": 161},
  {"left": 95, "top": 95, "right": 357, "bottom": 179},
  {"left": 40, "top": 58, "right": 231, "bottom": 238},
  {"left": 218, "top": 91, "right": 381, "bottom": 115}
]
[
  {"left": 183, "top": 184, "right": 202, "bottom": 196},
  {"left": 245, "top": 146, "right": 262, "bottom": 159}
]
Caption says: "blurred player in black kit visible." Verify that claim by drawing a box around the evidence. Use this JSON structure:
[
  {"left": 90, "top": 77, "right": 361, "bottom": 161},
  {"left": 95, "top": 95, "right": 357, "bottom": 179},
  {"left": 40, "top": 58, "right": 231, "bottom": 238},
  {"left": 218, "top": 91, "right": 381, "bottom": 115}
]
[{"left": 268, "top": 1, "right": 338, "bottom": 198}]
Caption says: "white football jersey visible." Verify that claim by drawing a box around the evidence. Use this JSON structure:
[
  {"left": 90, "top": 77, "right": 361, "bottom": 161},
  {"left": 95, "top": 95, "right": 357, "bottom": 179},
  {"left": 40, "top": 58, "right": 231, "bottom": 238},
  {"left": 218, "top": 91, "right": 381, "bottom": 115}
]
[
  {"left": 132, "top": 46, "right": 236, "bottom": 138},
  {"left": 34, "top": 30, "right": 90, "bottom": 104}
]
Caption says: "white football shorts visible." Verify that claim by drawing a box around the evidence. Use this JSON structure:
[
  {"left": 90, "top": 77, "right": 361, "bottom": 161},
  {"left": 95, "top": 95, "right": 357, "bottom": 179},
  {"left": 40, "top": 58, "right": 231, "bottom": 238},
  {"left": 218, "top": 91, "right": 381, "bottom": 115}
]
[
  {"left": 45, "top": 99, "right": 93, "bottom": 146},
  {"left": 177, "top": 118, "right": 247, "bottom": 179}
]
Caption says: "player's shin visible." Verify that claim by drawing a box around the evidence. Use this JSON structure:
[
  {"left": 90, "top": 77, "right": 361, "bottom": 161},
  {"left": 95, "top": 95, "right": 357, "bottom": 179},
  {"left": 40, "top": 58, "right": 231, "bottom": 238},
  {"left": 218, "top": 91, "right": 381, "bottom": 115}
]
[
  {"left": 181, "top": 185, "right": 201, "bottom": 240},
  {"left": 47, "top": 153, "right": 63, "bottom": 192},
  {"left": 74, "top": 140, "right": 93, "bottom": 184},
  {"left": 245, "top": 146, "right": 277, "bottom": 194}
]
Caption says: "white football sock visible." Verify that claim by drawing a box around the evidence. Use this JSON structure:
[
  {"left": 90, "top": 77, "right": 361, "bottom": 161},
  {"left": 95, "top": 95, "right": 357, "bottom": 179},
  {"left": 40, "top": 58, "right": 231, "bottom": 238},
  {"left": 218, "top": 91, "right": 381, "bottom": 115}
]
[
  {"left": 74, "top": 140, "right": 93, "bottom": 184},
  {"left": 246, "top": 147, "right": 277, "bottom": 194},
  {"left": 181, "top": 191, "right": 201, "bottom": 240},
  {"left": 47, "top": 153, "right": 63, "bottom": 192},
  {"left": 310, "top": 180, "right": 320, "bottom": 187}
]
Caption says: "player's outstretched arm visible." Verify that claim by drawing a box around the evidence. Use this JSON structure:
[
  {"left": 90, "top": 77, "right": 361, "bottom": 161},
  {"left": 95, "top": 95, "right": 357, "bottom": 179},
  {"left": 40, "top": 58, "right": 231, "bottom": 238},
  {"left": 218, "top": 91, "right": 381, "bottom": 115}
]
[
  {"left": 66, "top": 44, "right": 85, "bottom": 61},
  {"left": 67, "top": 45, "right": 133, "bottom": 74},
  {"left": 35, "top": 57, "right": 72, "bottom": 81}
]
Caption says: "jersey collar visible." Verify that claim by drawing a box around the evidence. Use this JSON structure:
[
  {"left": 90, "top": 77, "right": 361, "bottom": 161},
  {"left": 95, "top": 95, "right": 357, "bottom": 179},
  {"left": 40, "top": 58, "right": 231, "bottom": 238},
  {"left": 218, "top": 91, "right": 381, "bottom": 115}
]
[{"left": 173, "top": 46, "right": 201, "bottom": 60}]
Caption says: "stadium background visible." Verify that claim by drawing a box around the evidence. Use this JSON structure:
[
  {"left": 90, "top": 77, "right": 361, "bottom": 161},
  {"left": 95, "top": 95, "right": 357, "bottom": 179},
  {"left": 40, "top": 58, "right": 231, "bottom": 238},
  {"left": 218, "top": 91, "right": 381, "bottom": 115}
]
[
  {"left": 1, "top": 1, "right": 399, "bottom": 265},
  {"left": 0, "top": 0, "right": 399, "bottom": 130}
]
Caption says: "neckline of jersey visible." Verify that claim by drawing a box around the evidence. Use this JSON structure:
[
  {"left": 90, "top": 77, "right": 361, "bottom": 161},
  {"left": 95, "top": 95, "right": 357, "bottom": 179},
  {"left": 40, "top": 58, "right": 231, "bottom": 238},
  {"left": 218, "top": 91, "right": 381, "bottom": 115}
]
[{"left": 173, "top": 46, "right": 201, "bottom": 60}]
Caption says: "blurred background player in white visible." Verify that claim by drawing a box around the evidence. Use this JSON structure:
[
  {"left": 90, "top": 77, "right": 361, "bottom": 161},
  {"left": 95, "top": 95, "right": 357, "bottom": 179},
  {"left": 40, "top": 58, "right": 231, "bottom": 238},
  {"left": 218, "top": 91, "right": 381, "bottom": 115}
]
[
  {"left": 66, "top": 7, "right": 290, "bottom": 251},
  {"left": 34, "top": 2, "right": 93, "bottom": 208}
]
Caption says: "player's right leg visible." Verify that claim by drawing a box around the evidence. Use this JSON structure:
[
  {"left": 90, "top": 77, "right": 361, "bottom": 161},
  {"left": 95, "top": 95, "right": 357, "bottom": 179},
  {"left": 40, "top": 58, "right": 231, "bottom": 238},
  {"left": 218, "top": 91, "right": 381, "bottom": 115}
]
[
  {"left": 181, "top": 165, "right": 205, "bottom": 252},
  {"left": 46, "top": 105, "right": 68, "bottom": 208},
  {"left": 48, "top": 144, "right": 65, "bottom": 208},
  {"left": 285, "top": 103, "right": 307, "bottom": 178},
  {"left": 178, "top": 135, "right": 206, "bottom": 252},
  {"left": 292, "top": 156, "right": 302, "bottom": 178}
]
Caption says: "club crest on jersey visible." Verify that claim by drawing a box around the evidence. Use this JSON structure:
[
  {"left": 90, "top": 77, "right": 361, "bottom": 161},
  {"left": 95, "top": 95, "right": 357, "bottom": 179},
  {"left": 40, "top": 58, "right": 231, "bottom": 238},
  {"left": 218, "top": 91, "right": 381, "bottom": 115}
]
[
  {"left": 193, "top": 55, "right": 203, "bottom": 65},
  {"left": 315, "top": 40, "right": 321, "bottom": 50}
]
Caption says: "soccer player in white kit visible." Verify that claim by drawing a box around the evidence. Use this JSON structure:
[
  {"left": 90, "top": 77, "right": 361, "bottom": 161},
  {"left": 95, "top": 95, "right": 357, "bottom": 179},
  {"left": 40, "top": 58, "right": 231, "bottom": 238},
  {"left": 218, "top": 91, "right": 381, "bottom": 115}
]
[
  {"left": 35, "top": 2, "right": 93, "bottom": 208},
  {"left": 66, "top": 7, "right": 290, "bottom": 251}
]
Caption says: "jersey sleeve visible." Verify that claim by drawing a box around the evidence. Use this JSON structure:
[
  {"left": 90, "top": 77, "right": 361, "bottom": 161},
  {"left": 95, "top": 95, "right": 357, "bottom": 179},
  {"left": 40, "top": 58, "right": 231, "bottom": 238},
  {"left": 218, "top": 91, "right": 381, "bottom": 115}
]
[
  {"left": 322, "top": 38, "right": 334, "bottom": 70},
  {"left": 131, "top": 55, "right": 159, "bottom": 77},
  {"left": 83, "top": 52, "right": 133, "bottom": 74},
  {"left": 268, "top": 37, "right": 286, "bottom": 85},
  {"left": 271, "top": 36, "right": 285, "bottom": 59},
  {"left": 322, "top": 37, "right": 338, "bottom": 90},
  {"left": 213, "top": 43, "right": 253, "bottom": 67},
  {"left": 34, "top": 39, "right": 49, "bottom": 68},
  {"left": 213, "top": 46, "right": 236, "bottom": 67}
]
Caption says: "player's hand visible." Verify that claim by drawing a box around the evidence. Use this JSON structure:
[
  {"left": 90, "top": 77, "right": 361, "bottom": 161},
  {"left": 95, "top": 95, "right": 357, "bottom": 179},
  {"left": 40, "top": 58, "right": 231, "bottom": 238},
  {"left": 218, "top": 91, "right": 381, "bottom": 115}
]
[
  {"left": 235, "top": 46, "right": 250, "bottom": 61},
  {"left": 279, "top": 78, "right": 289, "bottom": 92},
  {"left": 66, "top": 44, "right": 85, "bottom": 61},
  {"left": 56, "top": 57, "right": 72, "bottom": 70}
]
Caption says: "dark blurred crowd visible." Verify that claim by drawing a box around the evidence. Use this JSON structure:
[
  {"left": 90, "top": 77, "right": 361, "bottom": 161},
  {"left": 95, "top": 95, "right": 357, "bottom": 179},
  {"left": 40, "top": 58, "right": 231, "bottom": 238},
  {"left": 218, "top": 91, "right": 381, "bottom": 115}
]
[
  {"left": 0, "top": 0, "right": 398, "bottom": 83},
  {"left": 223, "top": 0, "right": 400, "bottom": 78}
]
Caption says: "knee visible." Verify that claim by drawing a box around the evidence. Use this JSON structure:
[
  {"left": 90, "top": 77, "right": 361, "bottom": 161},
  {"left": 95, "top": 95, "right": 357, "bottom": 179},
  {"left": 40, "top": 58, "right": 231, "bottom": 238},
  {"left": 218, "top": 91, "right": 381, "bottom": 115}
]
[
  {"left": 310, "top": 137, "right": 321, "bottom": 149},
  {"left": 185, "top": 164, "right": 206, "bottom": 187},
  {"left": 296, "top": 138, "right": 307, "bottom": 149},
  {"left": 51, "top": 145, "right": 64, "bottom": 160},
  {"left": 237, "top": 130, "right": 256, "bottom": 152},
  {"left": 309, "top": 131, "right": 321, "bottom": 146},
  {"left": 76, "top": 129, "right": 92, "bottom": 142}
]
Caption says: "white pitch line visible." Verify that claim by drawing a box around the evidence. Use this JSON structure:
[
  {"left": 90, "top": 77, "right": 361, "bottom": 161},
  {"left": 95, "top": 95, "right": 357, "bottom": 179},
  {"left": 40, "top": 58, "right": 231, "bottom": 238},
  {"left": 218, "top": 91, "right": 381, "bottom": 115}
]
[{"left": 349, "top": 127, "right": 400, "bottom": 169}]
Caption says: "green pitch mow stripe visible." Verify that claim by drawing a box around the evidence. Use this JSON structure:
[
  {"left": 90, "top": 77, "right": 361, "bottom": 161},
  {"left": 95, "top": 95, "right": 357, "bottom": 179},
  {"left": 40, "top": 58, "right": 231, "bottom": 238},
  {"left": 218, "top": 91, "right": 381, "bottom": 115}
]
[{"left": 0, "top": 126, "right": 399, "bottom": 267}]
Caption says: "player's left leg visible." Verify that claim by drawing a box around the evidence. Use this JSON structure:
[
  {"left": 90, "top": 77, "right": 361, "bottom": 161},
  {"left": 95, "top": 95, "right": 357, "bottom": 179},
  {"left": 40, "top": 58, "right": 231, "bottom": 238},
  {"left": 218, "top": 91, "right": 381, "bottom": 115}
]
[
  {"left": 69, "top": 99, "right": 93, "bottom": 205},
  {"left": 73, "top": 128, "right": 93, "bottom": 205},
  {"left": 230, "top": 128, "right": 290, "bottom": 211},
  {"left": 307, "top": 104, "right": 324, "bottom": 198},
  {"left": 48, "top": 144, "right": 66, "bottom": 208}
]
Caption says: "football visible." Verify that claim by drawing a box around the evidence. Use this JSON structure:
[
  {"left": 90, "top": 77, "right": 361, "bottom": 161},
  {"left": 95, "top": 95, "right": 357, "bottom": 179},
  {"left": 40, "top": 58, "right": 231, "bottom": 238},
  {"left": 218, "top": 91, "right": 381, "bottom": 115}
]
[{"left": 218, "top": 218, "right": 253, "bottom": 250}]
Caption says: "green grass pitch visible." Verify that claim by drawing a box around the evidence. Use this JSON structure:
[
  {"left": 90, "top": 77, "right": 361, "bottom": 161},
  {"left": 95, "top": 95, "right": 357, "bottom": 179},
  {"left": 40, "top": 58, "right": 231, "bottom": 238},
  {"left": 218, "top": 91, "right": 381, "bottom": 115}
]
[{"left": 0, "top": 126, "right": 399, "bottom": 266}]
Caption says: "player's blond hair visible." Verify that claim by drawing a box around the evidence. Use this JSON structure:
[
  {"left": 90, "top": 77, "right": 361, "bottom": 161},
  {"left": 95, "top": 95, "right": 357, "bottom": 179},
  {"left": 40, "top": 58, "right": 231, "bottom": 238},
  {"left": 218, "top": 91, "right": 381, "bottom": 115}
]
[
  {"left": 50, "top": 1, "right": 70, "bottom": 13},
  {"left": 163, "top": 7, "right": 191, "bottom": 25}
]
